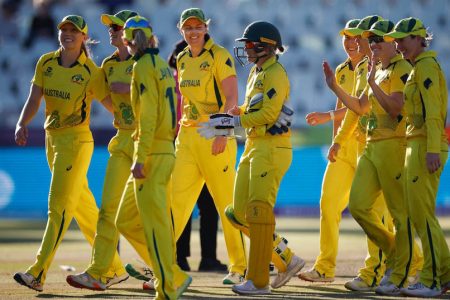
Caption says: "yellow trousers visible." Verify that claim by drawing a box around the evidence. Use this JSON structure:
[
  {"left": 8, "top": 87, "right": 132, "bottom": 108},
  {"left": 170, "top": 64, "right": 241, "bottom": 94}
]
[
  {"left": 171, "top": 127, "right": 247, "bottom": 275},
  {"left": 27, "top": 127, "right": 122, "bottom": 284},
  {"left": 233, "top": 135, "right": 296, "bottom": 272},
  {"left": 315, "top": 136, "right": 393, "bottom": 285},
  {"left": 116, "top": 153, "right": 176, "bottom": 300},
  {"left": 349, "top": 138, "right": 423, "bottom": 287},
  {"left": 86, "top": 129, "right": 134, "bottom": 281},
  {"left": 405, "top": 137, "right": 450, "bottom": 288}
]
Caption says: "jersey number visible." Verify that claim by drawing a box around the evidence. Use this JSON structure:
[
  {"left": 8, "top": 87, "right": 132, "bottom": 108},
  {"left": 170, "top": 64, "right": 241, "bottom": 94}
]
[{"left": 165, "top": 87, "right": 176, "bottom": 129}]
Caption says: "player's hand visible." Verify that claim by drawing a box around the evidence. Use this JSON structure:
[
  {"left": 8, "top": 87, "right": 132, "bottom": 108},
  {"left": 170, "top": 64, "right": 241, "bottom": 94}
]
[
  {"left": 305, "top": 112, "right": 331, "bottom": 126},
  {"left": 110, "top": 82, "right": 130, "bottom": 94},
  {"left": 323, "top": 61, "right": 337, "bottom": 90},
  {"left": 367, "top": 58, "right": 377, "bottom": 85},
  {"left": 327, "top": 143, "right": 340, "bottom": 162},
  {"left": 15, "top": 124, "right": 28, "bottom": 146},
  {"left": 212, "top": 136, "right": 227, "bottom": 155},
  {"left": 426, "top": 152, "right": 441, "bottom": 174},
  {"left": 268, "top": 104, "right": 294, "bottom": 135},
  {"left": 131, "top": 162, "right": 146, "bottom": 179},
  {"left": 228, "top": 106, "right": 241, "bottom": 116}
]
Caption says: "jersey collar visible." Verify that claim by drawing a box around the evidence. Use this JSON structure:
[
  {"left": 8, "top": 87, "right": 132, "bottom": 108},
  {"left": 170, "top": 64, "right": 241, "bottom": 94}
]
[
  {"left": 54, "top": 49, "right": 88, "bottom": 67},
  {"left": 188, "top": 35, "right": 214, "bottom": 57},
  {"left": 385, "top": 53, "right": 403, "bottom": 69},
  {"left": 415, "top": 50, "right": 437, "bottom": 63},
  {"left": 133, "top": 48, "right": 160, "bottom": 61},
  {"left": 257, "top": 55, "right": 277, "bottom": 72},
  {"left": 112, "top": 50, "right": 132, "bottom": 62}
]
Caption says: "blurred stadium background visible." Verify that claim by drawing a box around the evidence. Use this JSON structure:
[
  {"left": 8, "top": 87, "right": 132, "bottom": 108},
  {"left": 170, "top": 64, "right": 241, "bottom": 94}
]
[{"left": 0, "top": 0, "right": 449, "bottom": 218}]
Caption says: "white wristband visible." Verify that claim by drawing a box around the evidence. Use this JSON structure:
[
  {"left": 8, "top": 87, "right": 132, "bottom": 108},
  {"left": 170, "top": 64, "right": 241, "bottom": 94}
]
[{"left": 329, "top": 110, "right": 335, "bottom": 121}]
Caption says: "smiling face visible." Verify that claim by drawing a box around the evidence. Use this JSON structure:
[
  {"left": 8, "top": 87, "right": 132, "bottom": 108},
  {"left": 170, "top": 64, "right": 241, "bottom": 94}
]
[
  {"left": 180, "top": 18, "right": 207, "bottom": 48},
  {"left": 58, "top": 23, "right": 86, "bottom": 51},
  {"left": 356, "top": 35, "right": 370, "bottom": 57},
  {"left": 394, "top": 35, "right": 422, "bottom": 61},
  {"left": 342, "top": 34, "right": 361, "bottom": 61}
]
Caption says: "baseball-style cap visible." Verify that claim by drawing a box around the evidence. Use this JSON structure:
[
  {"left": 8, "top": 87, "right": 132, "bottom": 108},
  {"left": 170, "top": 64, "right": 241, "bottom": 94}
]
[
  {"left": 339, "top": 19, "right": 360, "bottom": 36},
  {"left": 123, "top": 16, "right": 153, "bottom": 41},
  {"left": 101, "top": 10, "right": 138, "bottom": 27},
  {"left": 361, "top": 20, "right": 395, "bottom": 38},
  {"left": 57, "top": 15, "right": 88, "bottom": 34},
  {"left": 384, "top": 17, "right": 426, "bottom": 42},
  {"left": 179, "top": 8, "right": 210, "bottom": 28},
  {"left": 346, "top": 15, "right": 383, "bottom": 36}
]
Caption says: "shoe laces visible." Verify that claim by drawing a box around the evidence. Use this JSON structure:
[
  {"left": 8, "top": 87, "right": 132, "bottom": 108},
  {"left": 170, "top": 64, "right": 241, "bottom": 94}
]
[{"left": 409, "top": 282, "right": 429, "bottom": 290}]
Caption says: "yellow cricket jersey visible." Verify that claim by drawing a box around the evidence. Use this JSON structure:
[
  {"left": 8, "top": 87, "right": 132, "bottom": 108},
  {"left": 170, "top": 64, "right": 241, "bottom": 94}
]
[
  {"left": 404, "top": 51, "right": 448, "bottom": 153},
  {"left": 130, "top": 48, "right": 177, "bottom": 163},
  {"left": 177, "top": 36, "right": 236, "bottom": 127},
  {"left": 32, "top": 49, "right": 108, "bottom": 130},
  {"left": 334, "top": 57, "right": 369, "bottom": 145},
  {"left": 365, "top": 54, "right": 411, "bottom": 141},
  {"left": 335, "top": 58, "right": 357, "bottom": 110},
  {"left": 239, "top": 56, "right": 290, "bottom": 138},
  {"left": 101, "top": 51, "right": 136, "bottom": 130}
]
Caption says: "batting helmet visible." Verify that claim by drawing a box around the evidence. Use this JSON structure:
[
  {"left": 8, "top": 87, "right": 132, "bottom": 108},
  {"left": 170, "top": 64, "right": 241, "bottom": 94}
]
[{"left": 236, "top": 21, "right": 284, "bottom": 52}]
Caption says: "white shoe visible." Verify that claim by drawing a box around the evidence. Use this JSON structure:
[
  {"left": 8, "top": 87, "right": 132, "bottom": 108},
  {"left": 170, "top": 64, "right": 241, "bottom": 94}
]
[
  {"left": 223, "top": 272, "right": 244, "bottom": 285},
  {"left": 66, "top": 272, "right": 106, "bottom": 291},
  {"left": 344, "top": 276, "right": 373, "bottom": 291},
  {"left": 142, "top": 278, "right": 155, "bottom": 290},
  {"left": 298, "top": 268, "right": 334, "bottom": 283},
  {"left": 13, "top": 272, "right": 43, "bottom": 292},
  {"left": 105, "top": 273, "right": 129, "bottom": 288},
  {"left": 270, "top": 255, "right": 305, "bottom": 289},
  {"left": 375, "top": 282, "right": 401, "bottom": 296},
  {"left": 401, "top": 282, "right": 442, "bottom": 298},
  {"left": 232, "top": 280, "right": 270, "bottom": 295},
  {"left": 125, "top": 263, "right": 153, "bottom": 281},
  {"left": 379, "top": 268, "right": 392, "bottom": 286}
]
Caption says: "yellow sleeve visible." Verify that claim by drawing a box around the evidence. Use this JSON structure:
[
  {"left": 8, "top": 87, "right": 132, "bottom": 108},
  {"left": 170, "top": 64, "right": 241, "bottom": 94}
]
[
  {"left": 334, "top": 109, "right": 359, "bottom": 144},
  {"left": 390, "top": 63, "right": 411, "bottom": 94},
  {"left": 31, "top": 54, "right": 47, "bottom": 87},
  {"left": 215, "top": 48, "right": 236, "bottom": 81},
  {"left": 240, "top": 68, "right": 287, "bottom": 127},
  {"left": 90, "top": 65, "right": 109, "bottom": 102},
  {"left": 134, "top": 61, "right": 158, "bottom": 164},
  {"left": 417, "top": 62, "right": 443, "bottom": 153}
]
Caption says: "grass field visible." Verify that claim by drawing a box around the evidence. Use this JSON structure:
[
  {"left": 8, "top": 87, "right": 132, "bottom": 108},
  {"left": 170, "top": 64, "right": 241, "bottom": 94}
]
[{"left": 1, "top": 217, "right": 449, "bottom": 299}]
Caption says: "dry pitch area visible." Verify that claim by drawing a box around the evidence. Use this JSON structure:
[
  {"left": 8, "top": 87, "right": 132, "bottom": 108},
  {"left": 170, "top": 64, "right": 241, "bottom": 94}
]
[{"left": 1, "top": 217, "right": 449, "bottom": 299}]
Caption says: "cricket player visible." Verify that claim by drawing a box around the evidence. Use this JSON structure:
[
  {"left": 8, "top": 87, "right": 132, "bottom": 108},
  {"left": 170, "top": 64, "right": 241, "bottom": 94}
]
[
  {"left": 299, "top": 19, "right": 392, "bottom": 285},
  {"left": 14, "top": 15, "right": 124, "bottom": 291},
  {"left": 324, "top": 19, "right": 421, "bottom": 296},
  {"left": 170, "top": 7, "right": 247, "bottom": 284},
  {"left": 199, "top": 20, "right": 305, "bottom": 295},
  {"left": 66, "top": 10, "right": 138, "bottom": 291},
  {"left": 385, "top": 17, "right": 450, "bottom": 298},
  {"left": 112, "top": 15, "right": 190, "bottom": 299}
]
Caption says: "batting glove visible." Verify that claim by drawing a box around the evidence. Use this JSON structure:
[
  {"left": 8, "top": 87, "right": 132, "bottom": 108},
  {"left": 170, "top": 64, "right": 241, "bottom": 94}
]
[
  {"left": 268, "top": 104, "right": 294, "bottom": 135},
  {"left": 197, "top": 113, "right": 240, "bottom": 139}
]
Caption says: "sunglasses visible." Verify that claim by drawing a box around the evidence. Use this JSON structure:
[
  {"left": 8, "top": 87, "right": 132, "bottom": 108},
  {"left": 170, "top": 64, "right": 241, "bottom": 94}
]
[
  {"left": 110, "top": 24, "right": 123, "bottom": 32},
  {"left": 368, "top": 35, "right": 385, "bottom": 44},
  {"left": 245, "top": 41, "right": 257, "bottom": 49}
]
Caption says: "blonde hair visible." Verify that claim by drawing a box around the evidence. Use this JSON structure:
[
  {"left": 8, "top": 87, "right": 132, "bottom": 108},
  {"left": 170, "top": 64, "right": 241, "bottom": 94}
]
[{"left": 132, "top": 30, "right": 159, "bottom": 56}]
